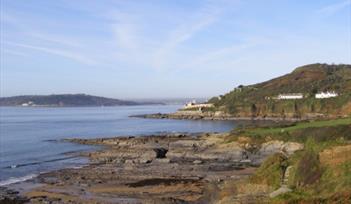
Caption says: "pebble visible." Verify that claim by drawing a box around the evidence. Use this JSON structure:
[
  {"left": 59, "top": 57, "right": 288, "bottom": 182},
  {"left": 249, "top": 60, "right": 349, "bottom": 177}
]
[{"left": 193, "top": 160, "right": 203, "bottom": 164}]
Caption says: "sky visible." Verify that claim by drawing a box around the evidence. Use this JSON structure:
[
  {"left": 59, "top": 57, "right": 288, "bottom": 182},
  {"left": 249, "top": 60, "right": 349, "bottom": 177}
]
[{"left": 1, "top": 0, "right": 350, "bottom": 99}]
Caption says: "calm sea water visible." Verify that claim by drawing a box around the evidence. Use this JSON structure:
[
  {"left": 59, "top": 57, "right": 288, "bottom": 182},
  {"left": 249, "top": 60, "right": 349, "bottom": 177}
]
[{"left": 0, "top": 105, "right": 237, "bottom": 185}]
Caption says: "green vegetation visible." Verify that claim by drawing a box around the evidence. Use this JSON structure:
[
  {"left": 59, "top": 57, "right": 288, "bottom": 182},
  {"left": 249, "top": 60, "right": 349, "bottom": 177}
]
[
  {"left": 228, "top": 118, "right": 351, "bottom": 151},
  {"left": 225, "top": 117, "right": 351, "bottom": 203},
  {"left": 208, "top": 63, "right": 351, "bottom": 118},
  {"left": 249, "top": 153, "right": 288, "bottom": 189},
  {"left": 273, "top": 150, "right": 351, "bottom": 203},
  {"left": 292, "top": 149, "right": 323, "bottom": 187},
  {"left": 248, "top": 117, "right": 351, "bottom": 135}
]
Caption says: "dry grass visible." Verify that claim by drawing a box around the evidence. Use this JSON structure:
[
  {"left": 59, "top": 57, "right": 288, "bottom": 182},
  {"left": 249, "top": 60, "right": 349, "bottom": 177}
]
[{"left": 319, "top": 144, "right": 351, "bottom": 166}]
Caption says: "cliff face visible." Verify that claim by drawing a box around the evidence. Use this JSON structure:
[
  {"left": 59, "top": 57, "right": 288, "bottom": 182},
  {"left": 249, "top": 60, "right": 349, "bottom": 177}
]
[{"left": 209, "top": 64, "right": 351, "bottom": 118}]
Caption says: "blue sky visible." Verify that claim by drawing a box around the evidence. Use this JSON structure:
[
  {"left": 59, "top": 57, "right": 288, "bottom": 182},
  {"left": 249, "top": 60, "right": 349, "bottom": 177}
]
[{"left": 1, "top": 0, "right": 350, "bottom": 99}]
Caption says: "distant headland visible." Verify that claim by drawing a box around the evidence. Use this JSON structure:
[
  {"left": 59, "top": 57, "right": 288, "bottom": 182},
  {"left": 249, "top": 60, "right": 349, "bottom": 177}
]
[{"left": 0, "top": 94, "right": 164, "bottom": 107}]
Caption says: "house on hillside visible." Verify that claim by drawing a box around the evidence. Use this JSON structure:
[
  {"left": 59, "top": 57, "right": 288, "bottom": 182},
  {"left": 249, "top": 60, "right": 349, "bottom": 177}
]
[
  {"left": 315, "top": 91, "right": 338, "bottom": 99},
  {"left": 277, "top": 93, "right": 304, "bottom": 100},
  {"left": 183, "top": 101, "right": 214, "bottom": 110}
]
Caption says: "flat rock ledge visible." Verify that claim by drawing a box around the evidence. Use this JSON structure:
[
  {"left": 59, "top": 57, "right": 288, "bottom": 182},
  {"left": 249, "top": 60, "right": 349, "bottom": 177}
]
[
  {"left": 3, "top": 133, "right": 303, "bottom": 203},
  {"left": 131, "top": 111, "right": 310, "bottom": 122}
]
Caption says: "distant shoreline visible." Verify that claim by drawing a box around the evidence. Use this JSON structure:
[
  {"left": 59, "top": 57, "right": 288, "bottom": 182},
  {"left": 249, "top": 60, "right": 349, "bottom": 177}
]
[
  {"left": 0, "top": 103, "right": 165, "bottom": 108},
  {"left": 0, "top": 94, "right": 166, "bottom": 107}
]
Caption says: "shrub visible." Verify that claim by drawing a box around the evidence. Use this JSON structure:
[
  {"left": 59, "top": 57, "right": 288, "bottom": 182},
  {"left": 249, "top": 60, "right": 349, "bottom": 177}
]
[
  {"left": 293, "top": 149, "right": 323, "bottom": 187},
  {"left": 250, "top": 153, "right": 288, "bottom": 189}
]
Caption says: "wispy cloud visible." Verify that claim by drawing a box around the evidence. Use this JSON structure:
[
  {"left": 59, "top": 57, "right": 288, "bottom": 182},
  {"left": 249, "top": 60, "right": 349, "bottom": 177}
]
[
  {"left": 1, "top": 49, "right": 29, "bottom": 57},
  {"left": 5, "top": 42, "right": 98, "bottom": 65},
  {"left": 1, "top": 12, "right": 102, "bottom": 66},
  {"left": 109, "top": 11, "right": 140, "bottom": 51},
  {"left": 2, "top": 0, "right": 238, "bottom": 71},
  {"left": 151, "top": 1, "right": 224, "bottom": 70},
  {"left": 317, "top": 0, "right": 351, "bottom": 15},
  {"left": 112, "top": 23, "right": 138, "bottom": 50},
  {"left": 30, "top": 32, "right": 83, "bottom": 48},
  {"left": 1, "top": 13, "right": 84, "bottom": 48},
  {"left": 181, "top": 38, "right": 267, "bottom": 70},
  {"left": 1, "top": 0, "right": 350, "bottom": 98}
]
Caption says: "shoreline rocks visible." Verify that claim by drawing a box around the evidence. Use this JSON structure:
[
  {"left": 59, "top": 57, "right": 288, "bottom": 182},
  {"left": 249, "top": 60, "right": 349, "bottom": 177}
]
[
  {"left": 130, "top": 111, "right": 314, "bottom": 122},
  {"left": 0, "top": 187, "right": 28, "bottom": 204},
  {"left": 4, "top": 133, "right": 304, "bottom": 203}
]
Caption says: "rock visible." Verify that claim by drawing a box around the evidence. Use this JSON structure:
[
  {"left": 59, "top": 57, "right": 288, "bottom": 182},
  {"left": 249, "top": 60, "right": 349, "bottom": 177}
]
[
  {"left": 139, "top": 159, "right": 152, "bottom": 164},
  {"left": 42, "top": 177, "right": 59, "bottom": 184},
  {"left": 112, "top": 159, "right": 123, "bottom": 163},
  {"left": 241, "top": 151, "right": 249, "bottom": 159},
  {"left": 260, "top": 141, "right": 284, "bottom": 154},
  {"left": 153, "top": 148, "right": 168, "bottom": 158},
  {"left": 283, "top": 166, "right": 293, "bottom": 185},
  {"left": 193, "top": 160, "right": 203, "bottom": 164},
  {"left": 0, "top": 187, "right": 29, "bottom": 204},
  {"left": 269, "top": 185, "right": 292, "bottom": 198},
  {"left": 240, "top": 159, "right": 252, "bottom": 164},
  {"left": 170, "top": 140, "right": 201, "bottom": 148},
  {"left": 33, "top": 133, "right": 291, "bottom": 203},
  {"left": 260, "top": 140, "right": 303, "bottom": 156},
  {"left": 154, "top": 158, "right": 171, "bottom": 163},
  {"left": 282, "top": 142, "right": 304, "bottom": 155},
  {"left": 124, "top": 159, "right": 134, "bottom": 164},
  {"left": 214, "top": 111, "right": 225, "bottom": 117}
]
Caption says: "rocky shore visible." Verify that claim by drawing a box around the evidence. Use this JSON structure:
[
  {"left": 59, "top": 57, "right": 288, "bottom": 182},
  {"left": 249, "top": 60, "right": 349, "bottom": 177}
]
[
  {"left": 131, "top": 111, "right": 309, "bottom": 122},
  {"left": 1, "top": 132, "right": 303, "bottom": 204}
]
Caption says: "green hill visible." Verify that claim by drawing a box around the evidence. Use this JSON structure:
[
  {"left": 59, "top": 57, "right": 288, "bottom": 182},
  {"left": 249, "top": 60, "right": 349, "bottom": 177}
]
[
  {"left": 0, "top": 94, "right": 162, "bottom": 107},
  {"left": 208, "top": 63, "right": 351, "bottom": 118}
]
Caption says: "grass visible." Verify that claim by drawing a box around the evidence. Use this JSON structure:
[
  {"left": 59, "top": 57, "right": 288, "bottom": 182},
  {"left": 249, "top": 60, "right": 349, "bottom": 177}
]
[
  {"left": 250, "top": 139, "right": 351, "bottom": 203},
  {"left": 247, "top": 117, "right": 351, "bottom": 135},
  {"left": 273, "top": 159, "right": 351, "bottom": 203},
  {"left": 226, "top": 117, "right": 351, "bottom": 148},
  {"left": 249, "top": 153, "right": 287, "bottom": 189},
  {"left": 219, "top": 117, "right": 351, "bottom": 203}
]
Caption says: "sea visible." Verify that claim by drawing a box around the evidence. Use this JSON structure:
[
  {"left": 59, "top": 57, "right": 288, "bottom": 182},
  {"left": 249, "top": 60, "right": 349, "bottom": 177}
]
[{"left": 0, "top": 105, "right": 238, "bottom": 186}]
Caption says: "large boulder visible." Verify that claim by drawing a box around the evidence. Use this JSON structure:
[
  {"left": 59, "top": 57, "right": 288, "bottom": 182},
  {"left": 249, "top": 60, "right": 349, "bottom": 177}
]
[
  {"left": 259, "top": 141, "right": 303, "bottom": 156},
  {"left": 153, "top": 148, "right": 168, "bottom": 158},
  {"left": 282, "top": 142, "right": 304, "bottom": 155},
  {"left": 259, "top": 141, "right": 285, "bottom": 155}
]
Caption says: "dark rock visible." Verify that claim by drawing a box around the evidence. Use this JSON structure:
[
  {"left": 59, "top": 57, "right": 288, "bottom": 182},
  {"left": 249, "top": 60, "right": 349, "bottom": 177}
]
[
  {"left": 153, "top": 148, "right": 168, "bottom": 158},
  {"left": 0, "top": 187, "right": 29, "bottom": 204},
  {"left": 242, "top": 151, "right": 249, "bottom": 159}
]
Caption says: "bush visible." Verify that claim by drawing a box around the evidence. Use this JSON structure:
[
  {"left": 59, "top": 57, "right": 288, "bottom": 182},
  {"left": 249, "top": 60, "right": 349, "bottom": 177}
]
[
  {"left": 293, "top": 149, "right": 323, "bottom": 187},
  {"left": 250, "top": 153, "right": 288, "bottom": 189}
]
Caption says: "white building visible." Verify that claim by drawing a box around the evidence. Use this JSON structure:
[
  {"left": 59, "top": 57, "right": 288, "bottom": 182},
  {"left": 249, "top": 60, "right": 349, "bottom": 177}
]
[
  {"left": 315, "top": 91, "right": 338, "bottom": 99},
  {"left": 183, "top": 101, "right": 214, "bottom": 110},
  {"left": 21, "top": 101, "right": 34, "bottom": 106},
  {"left": 185, "top": 100, "right": 197, "bottom": 108},
  {"left": 277, "top": 93, "right": 304, "bottom": 100}
]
